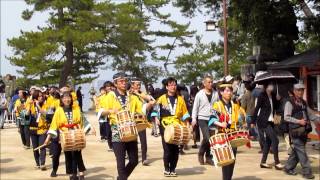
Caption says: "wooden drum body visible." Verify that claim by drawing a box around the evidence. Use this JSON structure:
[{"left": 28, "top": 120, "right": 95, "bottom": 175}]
[
  {"left": 60, "top": 128, "right": 86, "bottom": 152},
  {"left": 133, "top": 113, "right": 149, "bottom": 132},
  {"left": 209, "top": 133, "right": 235, "bottom": 167},
  {"left": 164, "top": 124, "right": 190, "bottom": 145},
  {"left": 227, "top": 130, "right": 250, "bottom": 148},
  {"left": 116, "top": 110, "right": 138, "bottom": 142}
]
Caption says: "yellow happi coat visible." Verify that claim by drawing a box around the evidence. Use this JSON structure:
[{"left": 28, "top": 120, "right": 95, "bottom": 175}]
[
  {"left": 25, "top": 101, "right": 49, "bottom": 135},
  {"left": 48, "top": 106, "right": 84, "bottom": 138},
  {"left": 212, "top": 100, "right": 246, "bottom": 132},
  {"left": 99, "top": 91, "right": 143, "bottom": 125},
  {"left": 152, "top": 94, "right": 190, "bottom": 125}
]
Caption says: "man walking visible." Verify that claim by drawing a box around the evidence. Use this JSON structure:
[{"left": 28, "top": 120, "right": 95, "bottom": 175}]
[
  {"left": 283, "top": 83, "right": 320, "bottom": 179},
  {"left": 192, "top": 75, "right": 219, "bottom": 165}
]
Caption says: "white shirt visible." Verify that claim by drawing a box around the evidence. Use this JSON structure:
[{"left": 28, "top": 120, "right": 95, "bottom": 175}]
[{"left": 268, "top": 97, "right": 274, "bottom": 122}]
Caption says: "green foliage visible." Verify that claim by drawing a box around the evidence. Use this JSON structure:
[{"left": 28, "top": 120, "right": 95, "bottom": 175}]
[
  {"left": 174, "top": 0, "right": 319, "bottom": 62},
  {"left": 174, "top": 36, "right": 247, "bottom": 85},
  {"left": 8, "top": 0, "right": 108, "bottom": 87}
]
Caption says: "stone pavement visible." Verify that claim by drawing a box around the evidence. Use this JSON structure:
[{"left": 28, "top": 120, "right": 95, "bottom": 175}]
[{"left": 1, "top": 112, "right": 319, "bottom": 180}]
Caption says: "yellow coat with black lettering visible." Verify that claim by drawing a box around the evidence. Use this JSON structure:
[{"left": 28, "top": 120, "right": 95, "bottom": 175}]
[
  {"left": 100, "top": 91, "right": 143, "bottom": 125},
  {"left": 154, "top": 94, "right": 190, "bottom": 123}
]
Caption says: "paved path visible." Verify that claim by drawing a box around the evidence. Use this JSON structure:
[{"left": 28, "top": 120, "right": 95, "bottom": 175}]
[{"left": 1, "top": 112, "right": 319, "bottom": 180}]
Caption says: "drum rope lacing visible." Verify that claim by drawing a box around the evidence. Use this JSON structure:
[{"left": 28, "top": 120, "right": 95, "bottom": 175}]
[{"left": 178, "top": 124, "right": 184, "bottom": 145}]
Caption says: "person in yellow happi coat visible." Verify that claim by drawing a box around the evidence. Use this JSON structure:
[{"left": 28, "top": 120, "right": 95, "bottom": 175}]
[
  {"left": 25, "top": 89, "right": 49, "bottom": 171},
  {"left": 99, "top": 72, "right": 151, "bottom": 180},
  {"left": 96, "top": 82, "right": 114, "bottom": 150},
  {"left": 44, "top": 92, "right": 92, "bottom": 180},
  {"left": 151, "top": 77, "right": 190, "bottom": 177},
  {"left": 14, "top": 89, "right": 31, "bottom": 148},
  {"left": 209, "top": 82, "right": 246, "bottom": 180}
]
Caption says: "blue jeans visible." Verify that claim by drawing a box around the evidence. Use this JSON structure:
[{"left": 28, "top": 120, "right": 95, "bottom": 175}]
[
  {"left": 31, "top": 134, "right": 47, "bottom": 166},
  {"left": 285, "top": 137, "right": 312, "bottom": 175},
  {"left": 0, "top": 110, "right": 5, "bottom": 128}
]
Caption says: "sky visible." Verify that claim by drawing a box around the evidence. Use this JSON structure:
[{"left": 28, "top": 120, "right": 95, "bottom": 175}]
[{"left": 0, "top": 0, "right": 222, "bottom": 110}]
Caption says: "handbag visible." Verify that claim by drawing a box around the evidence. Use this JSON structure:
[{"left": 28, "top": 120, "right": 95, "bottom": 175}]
[
  {"left": 289, "top": 122, "right": 311, "bottom": 138},
  {"left": 273, "top": 114, "right": 281, "bottom": 125}
]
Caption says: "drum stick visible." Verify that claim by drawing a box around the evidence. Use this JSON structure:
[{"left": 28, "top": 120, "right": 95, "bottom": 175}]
[{"left": 33, "top": 142, "right": 50, "bottom": 151}]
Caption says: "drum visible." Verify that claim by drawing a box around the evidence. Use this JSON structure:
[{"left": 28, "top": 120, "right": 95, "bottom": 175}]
[
  {"left": 164, "top": 124, "right": 191, "bottom": 145},
  {"left": 209, "top": 133, "right": 235, "bottom": 167},
  {"left": 60, "top": 128, "right": 86, "bottom": 152},
  {"left": 116, "top": 110, "right": 138, "bottom": 142},
  {"left": 227, "top": 129, "right": 250, "bottom": 148},
  {"left": 133, "top": 113, "right": 149, "bottom": 132}
]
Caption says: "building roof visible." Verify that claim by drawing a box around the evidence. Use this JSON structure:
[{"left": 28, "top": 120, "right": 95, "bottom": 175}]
[{"left": 269, "top": 47, "right": 320, "bottom": 69}]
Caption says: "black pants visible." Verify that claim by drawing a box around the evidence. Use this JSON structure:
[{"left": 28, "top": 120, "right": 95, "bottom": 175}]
[
  {"left": 193, "top": 123, "right": 200, "bottom": 144},
  {"left": 64, "top": 150, "right": 86, "bottom": 175},
  {"left": 138, "top": 129, "right": 147, "bottom": 161},
  {"left": 106, "top": 122, "right": 112, "bottom": 149},
  {"left": 257, "top": 124, "right": 266, "bottom": 151},
  {"left": 30, "top": 133, "right": 47, "bottom": 166},
  {"left": 19, "top": 125, "right": 30, "bottom": 147},
  {"left": 99, "top": 121, "right": 107, "bottom": 139},
  {"left": 222, "top": 148, "right": 237, "bottom": 180},
  {"left": 285, "top": 137, "right": 312, "bottom": 175},
  {"left": 160, "top": 126, "right": 180, "bottom": 172},
  {"left": 261, "top": 123, "right": 280, "bottom": 164},
  {"left": 113, "top": 141, "right": 138, "bottom": 180},
  {"left": 198, "top": 120, "right": 211, "bottom": 159},
  {"left": 51, "top": 140, "right": 61, "bottom": 173}
]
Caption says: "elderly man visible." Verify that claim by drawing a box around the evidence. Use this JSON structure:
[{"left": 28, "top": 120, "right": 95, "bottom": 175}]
[
  {"left": 192, "top": 75, "right": 219, "bottom": 165},
  {"left": 283, "top": 83, "right": 320, "bottom": 179}
]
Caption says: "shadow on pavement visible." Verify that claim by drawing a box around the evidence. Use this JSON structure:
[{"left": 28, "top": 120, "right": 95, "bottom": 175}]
[
  {"left": 1, "top": 166, "right": 24, "bottom": 173},
  {"left": 86, "top": 166, "right": 107, "bottom": 174},
  {"left": 0, "top": 158, "right": 13, "bottom": 163},
  {"left": 233, "top": 176, "right": 262, "bottom": 180},
  {"left": 176, "top": 166, "right": 206, "bottom": 176},
  {"left": 147, "top": 157, "right": 162, "bottom": 164},
  {"left": 86, "top": 174, "right": 114, "bottom": 180}
]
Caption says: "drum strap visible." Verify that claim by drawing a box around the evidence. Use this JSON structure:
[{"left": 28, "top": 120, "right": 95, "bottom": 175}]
[
  {"left": 115, "top": 90, "right": 130, "bottom": 110},
  {"left": 60, "top": 123, "right": 78, "bottom": 129},
  {"left": 167, "top": 96, "right": 177, "bottom": 116}
]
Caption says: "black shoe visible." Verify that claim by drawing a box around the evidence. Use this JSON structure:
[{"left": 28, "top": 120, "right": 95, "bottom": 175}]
[
  {"left": 284, "top": 169, "right": 297, "bottom": 176},
  {"left": 142, "top": 160, "right": 149, "bottom": 166},
  {"left": 205, "top": 159, "right": 214, "bottom": 166},
  {"left": 69, "top": 174, "right": 78, "bottom": 180},
  {"left": 40, "top": 165, "right": 47, "bottom": 171},
  {"left": 179, "top": 150, "right": 185, "bottom": 155},
  {"left": 303, "top": 174, "right": 315, "bottom": 179},
  {"left": 198, "top": 155, "right": 204, "bottom": 165},
  {"left": 79, "top": 175, "right": 85, "bottom": 180},
  {"left": 260, "top": 163, "right": 272, "bottom": 169},
  {"left": 50, "top": 171, "right": 57, "bottom": 177},
  {"left": 191, "top": 145, "right": 198, "bottom": 149}
]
